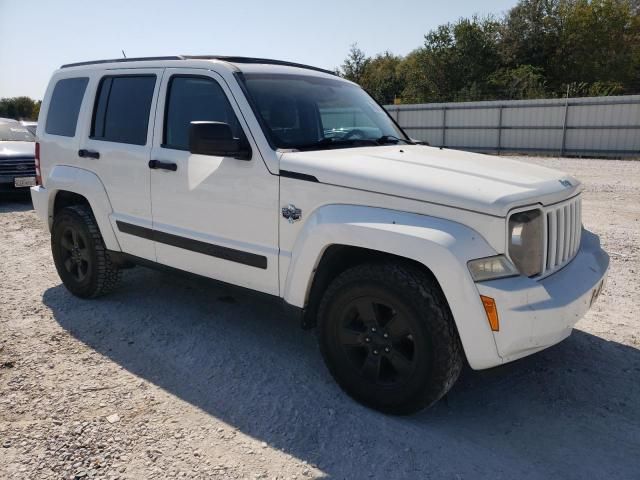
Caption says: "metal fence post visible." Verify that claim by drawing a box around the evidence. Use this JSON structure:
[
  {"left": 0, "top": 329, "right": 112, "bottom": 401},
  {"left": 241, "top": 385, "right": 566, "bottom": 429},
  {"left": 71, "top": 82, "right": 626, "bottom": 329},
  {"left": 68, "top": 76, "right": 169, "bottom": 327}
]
[
  {"left": 561, "top": 86, "right": 570, "bottom": 156},
  {"left": 497, "top": 105, "right": 503, "bottom": 154},
  {"left": 441, "top": 106, "right": 447, "bottom": 147}
]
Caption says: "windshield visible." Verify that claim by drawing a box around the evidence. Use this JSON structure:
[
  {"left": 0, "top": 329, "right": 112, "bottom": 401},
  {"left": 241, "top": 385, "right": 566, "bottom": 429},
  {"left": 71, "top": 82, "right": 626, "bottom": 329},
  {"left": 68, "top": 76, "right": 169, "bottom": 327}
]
[
  {"left": 239, "top": 73, "right": 410, "bottom": 151},
  {"left": 0, "top": 123, "right": 35, "bottom": 142}
]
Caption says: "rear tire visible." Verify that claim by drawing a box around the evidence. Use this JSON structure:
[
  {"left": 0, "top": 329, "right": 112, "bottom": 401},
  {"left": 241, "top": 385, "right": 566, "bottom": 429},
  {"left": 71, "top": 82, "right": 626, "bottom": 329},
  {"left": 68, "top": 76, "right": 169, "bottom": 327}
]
[
  {"left": 317, "top": 262, "right": 463, "bottom": 414},
  {"left": 51, "top": 205, "right": 121, "bottom": 298}
]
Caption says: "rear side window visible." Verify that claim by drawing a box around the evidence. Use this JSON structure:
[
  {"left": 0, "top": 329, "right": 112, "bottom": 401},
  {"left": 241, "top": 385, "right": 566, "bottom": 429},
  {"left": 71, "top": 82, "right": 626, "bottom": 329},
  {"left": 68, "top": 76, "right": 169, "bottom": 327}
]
[
  {"left": 91, "top": 75, "right": 156, "bottom": 145},
  {"left": 45, "top": 77, "right": 89, "bottom": 137},
  {"left": 163, "top": 76, "right": 243, "bottom": 151}
]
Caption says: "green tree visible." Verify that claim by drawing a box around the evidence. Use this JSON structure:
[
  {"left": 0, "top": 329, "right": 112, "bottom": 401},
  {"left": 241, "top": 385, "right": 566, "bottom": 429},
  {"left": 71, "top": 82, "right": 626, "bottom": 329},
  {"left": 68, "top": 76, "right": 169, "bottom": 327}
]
[
  {"left": 421, "top": 16, "right": 503, "bottom": 101},
  {"left": 500, "top": 0, "right": 563, "bottom": 78},
  {"left": 488, "top": 65, "right": 548, "bottom": 99},
  {"left": 556, "top": 0, "right": 639, "bottom": 92},
  {"left": 499, "top": 0, "right": 640, "bottom": 96},
  {"left": 398, "top": 49, "right": 436, "bottom": 103},
  {"left": 358, "top": 52, "right": 405, "bottom": 104},
  {"left": 337, "top": 0, "right": 640, "bottom": 103},
  {"left": 31, "top": 101, "right": 41, "bottom": 121},
  {"left": 0, "top": 97, "right": 40, "bottom": 120},
  {"left": 340, "top": 43, "right": 370, "bottom": 84}
]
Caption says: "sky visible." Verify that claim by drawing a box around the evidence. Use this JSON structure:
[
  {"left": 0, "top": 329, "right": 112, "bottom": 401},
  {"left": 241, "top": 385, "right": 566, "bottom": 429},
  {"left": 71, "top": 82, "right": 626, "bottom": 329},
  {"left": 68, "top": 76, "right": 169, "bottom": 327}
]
[{"left": 0, "top": 0, "right": 518, "bottom": 99}]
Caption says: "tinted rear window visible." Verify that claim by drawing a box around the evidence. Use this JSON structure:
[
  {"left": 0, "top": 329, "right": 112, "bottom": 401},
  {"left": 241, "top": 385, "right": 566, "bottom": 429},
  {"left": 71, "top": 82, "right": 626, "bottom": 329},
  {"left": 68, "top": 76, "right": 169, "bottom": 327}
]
[
  {"left": 91, "top": 75, "right": 156, "bottom": 145},
  {"left": 45, "top": 77, "right": 89, "bottom": 137}
]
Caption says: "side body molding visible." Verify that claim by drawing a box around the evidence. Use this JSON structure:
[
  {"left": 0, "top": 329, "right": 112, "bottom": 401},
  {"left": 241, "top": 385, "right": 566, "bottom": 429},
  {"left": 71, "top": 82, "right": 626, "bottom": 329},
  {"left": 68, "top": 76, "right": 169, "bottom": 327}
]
[
  {"left": 282, "top": 204, "right": 502, "bottom": 369},
  {"left": 39, "top": 165, "right": 121, "bottom": 251}
]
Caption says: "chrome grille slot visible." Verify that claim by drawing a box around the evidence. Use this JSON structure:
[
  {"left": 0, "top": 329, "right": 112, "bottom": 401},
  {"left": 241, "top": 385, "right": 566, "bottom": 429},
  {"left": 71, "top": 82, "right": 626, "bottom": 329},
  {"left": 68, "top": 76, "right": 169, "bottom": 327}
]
[
  {"left": 543, "top": 196, "right": 582, "bottom": 276},
  {"left": 0, "top": 157, "right": 36, "bottom": 176}
]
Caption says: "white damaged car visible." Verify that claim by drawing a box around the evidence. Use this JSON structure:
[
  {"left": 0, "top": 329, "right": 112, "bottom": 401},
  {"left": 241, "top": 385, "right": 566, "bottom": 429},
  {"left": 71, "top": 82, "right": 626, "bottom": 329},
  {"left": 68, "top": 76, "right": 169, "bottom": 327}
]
[{"left": 31, "top": 56, "right": 609, "bottom": 413}]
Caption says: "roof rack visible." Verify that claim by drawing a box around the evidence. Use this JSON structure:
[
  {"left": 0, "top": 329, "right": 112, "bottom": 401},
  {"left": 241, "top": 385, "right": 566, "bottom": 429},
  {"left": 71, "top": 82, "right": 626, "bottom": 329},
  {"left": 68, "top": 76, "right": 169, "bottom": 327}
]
[
  {"left": 60, "top": 56, "right": 183, "bottom": 68},
  {"left": 60, "top": 55, "right": 336, "bottom": 75},
  {"left": 181, "top": 56, "right": 336, "bottom": 75}
]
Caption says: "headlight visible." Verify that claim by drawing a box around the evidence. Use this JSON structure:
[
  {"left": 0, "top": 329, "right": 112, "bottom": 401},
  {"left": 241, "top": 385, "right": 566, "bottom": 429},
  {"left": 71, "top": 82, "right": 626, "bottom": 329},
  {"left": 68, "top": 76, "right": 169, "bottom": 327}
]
[
  {"left": 468, "top": 255, "right": 519, "bottom": 282},
  {"left": 508, "top": 209, "right": 544, "bottom": 277}
]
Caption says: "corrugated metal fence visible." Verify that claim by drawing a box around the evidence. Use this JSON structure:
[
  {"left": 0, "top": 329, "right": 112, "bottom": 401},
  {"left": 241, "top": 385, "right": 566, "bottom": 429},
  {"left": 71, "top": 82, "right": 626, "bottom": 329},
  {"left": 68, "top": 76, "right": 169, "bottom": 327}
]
[{"left": 385, "top": 95, "right": 640, "bottom": 157}]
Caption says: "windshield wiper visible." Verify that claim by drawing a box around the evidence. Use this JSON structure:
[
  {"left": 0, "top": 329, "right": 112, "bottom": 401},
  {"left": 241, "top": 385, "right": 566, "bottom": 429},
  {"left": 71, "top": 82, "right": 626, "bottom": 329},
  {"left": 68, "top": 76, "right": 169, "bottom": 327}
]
[
  {"left": 376, "top": 135, "right": 414, "bottom": 145},
  {"left": 294, "top": 135, "right": 413, "bottom": 151},
  {"left": 296, "top": 137, "right": 380, "bottom": 151}
]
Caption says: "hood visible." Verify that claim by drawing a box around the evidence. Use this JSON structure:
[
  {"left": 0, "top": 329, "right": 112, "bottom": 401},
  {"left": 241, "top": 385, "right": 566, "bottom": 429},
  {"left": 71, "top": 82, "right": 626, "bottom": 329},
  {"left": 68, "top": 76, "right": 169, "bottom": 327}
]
[
  {"left": 0, "top": 141, "right": 35, "bottom": 158},
  {"left": 280, "top": 145, "right": 581, "bottom": 217}
]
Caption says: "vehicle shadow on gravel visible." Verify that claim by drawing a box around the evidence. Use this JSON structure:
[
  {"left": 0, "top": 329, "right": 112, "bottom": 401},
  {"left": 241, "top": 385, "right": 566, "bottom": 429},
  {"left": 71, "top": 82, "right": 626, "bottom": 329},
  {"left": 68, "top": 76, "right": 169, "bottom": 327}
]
[
  {"left": 44, "top": 267, "right": 640, "bottom": 479},
  {"left": 0, "top": 191, "right": 33, "bottom": 212}
]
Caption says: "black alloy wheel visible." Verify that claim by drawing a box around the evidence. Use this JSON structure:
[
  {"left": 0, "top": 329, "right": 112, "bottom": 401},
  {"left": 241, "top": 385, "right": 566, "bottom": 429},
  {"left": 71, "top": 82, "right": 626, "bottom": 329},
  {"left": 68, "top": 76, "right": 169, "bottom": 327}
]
[
  {"left": 317, "top": 262, "right": 463, "bottom": 414},
  {"left": 59, "top": 225, "right": 91, "bottom": 282},
  {"left": 51, "top": 205, "right": 122, "bottom": 298},
  {"left": 337, "top": 296, "right": 417, "bottom": 386}
]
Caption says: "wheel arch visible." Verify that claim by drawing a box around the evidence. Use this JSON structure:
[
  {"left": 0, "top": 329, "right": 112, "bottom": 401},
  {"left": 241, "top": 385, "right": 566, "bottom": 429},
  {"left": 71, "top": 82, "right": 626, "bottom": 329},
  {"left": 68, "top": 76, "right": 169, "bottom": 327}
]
[
  {"left": 302, "top": 245, "right": 442, "bottom": 329},
  {"left": 45, "top": 166, "right": 121, "bottom": 251},
  {"left": 283, "top": 204, "right": 502, "bottom": 369}
]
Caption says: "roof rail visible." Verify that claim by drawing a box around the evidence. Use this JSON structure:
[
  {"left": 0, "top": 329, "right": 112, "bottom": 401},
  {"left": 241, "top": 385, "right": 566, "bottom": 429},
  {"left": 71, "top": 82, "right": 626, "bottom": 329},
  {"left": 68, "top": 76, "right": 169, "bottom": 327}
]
[
  {"left": 181, "top": 56, "right": 336, "bottom": 75},
  {"left": 60, "top": 55, "right": 336, "bottom": 75},
  {"left": 60, "top": 56, "right": 183, "bottom": 68}
]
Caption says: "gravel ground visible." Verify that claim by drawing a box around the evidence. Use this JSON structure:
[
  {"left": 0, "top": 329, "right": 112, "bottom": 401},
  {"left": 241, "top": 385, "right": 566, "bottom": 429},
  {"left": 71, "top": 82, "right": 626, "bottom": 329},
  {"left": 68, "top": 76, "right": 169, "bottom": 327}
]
[{"left": 1, "top": 156, "right": 639, "bottom": 480}]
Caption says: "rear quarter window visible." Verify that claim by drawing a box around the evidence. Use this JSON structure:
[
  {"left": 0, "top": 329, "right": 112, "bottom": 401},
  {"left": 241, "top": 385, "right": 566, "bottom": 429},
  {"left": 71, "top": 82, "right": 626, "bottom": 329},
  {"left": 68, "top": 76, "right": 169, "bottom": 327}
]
[
  {"left": 45, "top": 77, "right": 89, "bottom": 137},
  {"left": 91, "top": 75, "right": 156, "bottom": 145}
]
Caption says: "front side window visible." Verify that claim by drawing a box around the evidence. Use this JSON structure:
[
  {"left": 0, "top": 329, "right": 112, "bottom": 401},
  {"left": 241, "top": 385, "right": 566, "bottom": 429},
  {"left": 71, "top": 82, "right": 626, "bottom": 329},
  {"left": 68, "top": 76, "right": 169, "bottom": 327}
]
[
  {"left": 45, "top": 77, "right": 89, "bottom": 137},
  {"left": 91, "top": 75, "right": 156, "bottom": 145},
  {"left": 163, "top": 76, "right": 243, "bottom": 151},
  {"left": 239, "top": 73, "right": 410, "bottom": 151}
]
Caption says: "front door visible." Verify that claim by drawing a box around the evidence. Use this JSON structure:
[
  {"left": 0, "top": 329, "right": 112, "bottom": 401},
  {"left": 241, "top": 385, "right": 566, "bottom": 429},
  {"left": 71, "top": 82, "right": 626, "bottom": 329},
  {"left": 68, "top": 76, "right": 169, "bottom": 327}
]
[{"left": 149, "top": 68, "right": 279, "bottom": 295}]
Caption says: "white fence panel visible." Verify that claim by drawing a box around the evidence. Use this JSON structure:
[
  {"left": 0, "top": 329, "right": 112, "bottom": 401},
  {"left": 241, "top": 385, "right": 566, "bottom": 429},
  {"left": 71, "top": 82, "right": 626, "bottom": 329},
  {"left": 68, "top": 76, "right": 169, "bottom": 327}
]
[{"left": 385, "top": 95, "right": 640, "bottom": 157}]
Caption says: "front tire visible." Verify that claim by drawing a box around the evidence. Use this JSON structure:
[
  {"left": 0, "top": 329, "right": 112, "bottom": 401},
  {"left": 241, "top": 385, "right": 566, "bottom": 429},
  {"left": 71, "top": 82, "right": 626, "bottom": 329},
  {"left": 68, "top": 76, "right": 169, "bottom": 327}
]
[
  {"left": 317, "top": 262, "right": 463, "bottom": 414},
  {"left": 51, "top": 205, "right": 121, "bottom": 298}
]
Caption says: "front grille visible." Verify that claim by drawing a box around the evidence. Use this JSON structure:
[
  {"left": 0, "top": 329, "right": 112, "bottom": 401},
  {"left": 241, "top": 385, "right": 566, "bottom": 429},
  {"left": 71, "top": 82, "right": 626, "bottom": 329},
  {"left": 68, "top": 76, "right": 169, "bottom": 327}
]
[
  {"left": 0, "top": 156, "right": 36, "bottom": 176},
  {"left": 543, "top": 195, "right": 582, "bottom": 275}
]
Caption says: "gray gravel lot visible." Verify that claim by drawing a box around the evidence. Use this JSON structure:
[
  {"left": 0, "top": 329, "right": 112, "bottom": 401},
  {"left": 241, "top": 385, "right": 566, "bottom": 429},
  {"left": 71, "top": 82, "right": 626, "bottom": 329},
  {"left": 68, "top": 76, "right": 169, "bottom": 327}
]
[{"left": 1, "top": 156, "right": 639, "bottom": 479}]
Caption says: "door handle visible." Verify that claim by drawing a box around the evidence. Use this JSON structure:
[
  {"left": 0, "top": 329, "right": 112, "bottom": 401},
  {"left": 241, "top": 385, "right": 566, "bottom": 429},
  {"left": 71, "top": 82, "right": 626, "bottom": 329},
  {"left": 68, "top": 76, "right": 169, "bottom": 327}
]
[
  {"left": 148, "top": 160, "right": 177, "bottom": 171},
  {"left": 78, "top": 149, "right": 100, "bottom": 159}
]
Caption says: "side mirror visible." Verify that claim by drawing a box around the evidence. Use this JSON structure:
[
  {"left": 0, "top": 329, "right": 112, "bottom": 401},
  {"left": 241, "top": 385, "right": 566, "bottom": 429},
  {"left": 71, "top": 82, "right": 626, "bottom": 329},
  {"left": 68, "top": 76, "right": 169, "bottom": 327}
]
[{"left": 188, "top": 121, "right": 251, "bottom": 160}]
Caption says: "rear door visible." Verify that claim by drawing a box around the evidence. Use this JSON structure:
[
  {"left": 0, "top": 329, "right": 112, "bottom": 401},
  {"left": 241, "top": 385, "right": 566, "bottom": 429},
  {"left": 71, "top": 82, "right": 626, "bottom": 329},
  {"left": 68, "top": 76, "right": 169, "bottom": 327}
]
[{"left": 78, "top": 69, "right": 163, "bottom": 260}]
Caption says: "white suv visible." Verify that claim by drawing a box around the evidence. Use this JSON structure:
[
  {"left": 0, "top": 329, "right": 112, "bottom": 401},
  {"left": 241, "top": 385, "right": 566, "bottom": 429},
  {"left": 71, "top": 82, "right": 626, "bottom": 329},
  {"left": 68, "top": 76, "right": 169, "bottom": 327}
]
[{"left": 31, "top": 56, "right": 609, "bottom": 414}]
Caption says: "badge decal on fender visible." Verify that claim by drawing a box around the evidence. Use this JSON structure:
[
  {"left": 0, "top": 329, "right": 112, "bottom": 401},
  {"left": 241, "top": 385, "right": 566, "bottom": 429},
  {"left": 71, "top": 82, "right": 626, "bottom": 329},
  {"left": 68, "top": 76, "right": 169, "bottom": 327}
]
[{"left": 282, "top": 204, "right": 302, "bottom": 223}]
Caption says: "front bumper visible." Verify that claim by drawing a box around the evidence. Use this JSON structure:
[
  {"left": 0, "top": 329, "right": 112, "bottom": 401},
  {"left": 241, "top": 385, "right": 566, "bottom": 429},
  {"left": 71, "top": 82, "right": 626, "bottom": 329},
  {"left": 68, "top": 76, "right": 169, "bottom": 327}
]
[{"left": 475, "top": 229, "right": 609, "bottom": 365}]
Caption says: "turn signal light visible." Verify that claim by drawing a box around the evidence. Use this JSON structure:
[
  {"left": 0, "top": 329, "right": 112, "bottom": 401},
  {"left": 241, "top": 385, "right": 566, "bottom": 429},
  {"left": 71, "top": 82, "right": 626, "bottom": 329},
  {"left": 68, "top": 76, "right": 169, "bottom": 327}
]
[{"left": 480, "top": 295, "right": 499, "bottom": 331}]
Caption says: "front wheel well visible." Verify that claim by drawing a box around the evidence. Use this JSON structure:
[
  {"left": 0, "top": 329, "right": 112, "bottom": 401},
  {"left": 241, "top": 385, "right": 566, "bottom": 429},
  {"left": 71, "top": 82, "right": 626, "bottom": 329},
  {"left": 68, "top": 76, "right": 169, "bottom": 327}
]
[{"left": 302, "top": 245, "right": 442, "bottom": 329}]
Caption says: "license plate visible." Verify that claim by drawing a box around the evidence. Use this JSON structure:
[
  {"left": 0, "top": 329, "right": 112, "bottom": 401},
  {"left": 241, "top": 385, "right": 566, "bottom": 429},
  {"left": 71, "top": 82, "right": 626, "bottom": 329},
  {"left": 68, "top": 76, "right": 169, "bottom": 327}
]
[{"left": 14, "top": 176, "right": 36, "bottom": 188}]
